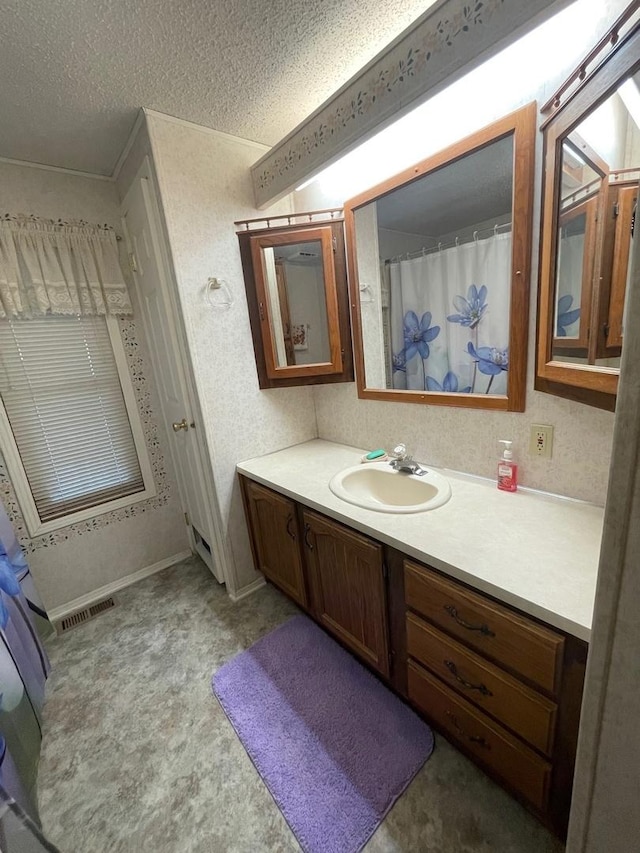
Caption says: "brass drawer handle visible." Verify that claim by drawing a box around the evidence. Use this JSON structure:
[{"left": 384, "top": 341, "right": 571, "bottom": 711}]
[
  {"left": 444, "top": 660, "right": 493, "bottom": 697},
  {"left": 445, "top": 711, "right": 491, "bottom": 749},
  {"left": 444, "top": 604, "right": 495, "bottom": 637},
  {"left": 286, "top": 514, "right": 296, "bottom": 540}
]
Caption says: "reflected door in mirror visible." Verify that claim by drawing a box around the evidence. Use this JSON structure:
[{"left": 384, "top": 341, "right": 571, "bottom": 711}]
[{"left": 260, "top": 240, "right": 331, "bottom": 368}]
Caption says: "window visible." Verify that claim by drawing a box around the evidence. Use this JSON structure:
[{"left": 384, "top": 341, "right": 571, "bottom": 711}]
[{"left": 0, "top": 314, "right": 155, "bottom": 535}]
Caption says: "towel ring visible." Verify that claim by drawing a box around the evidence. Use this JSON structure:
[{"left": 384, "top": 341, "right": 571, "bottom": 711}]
[{"left": 206, "top": 277, "right": 233, "bottom": 310}]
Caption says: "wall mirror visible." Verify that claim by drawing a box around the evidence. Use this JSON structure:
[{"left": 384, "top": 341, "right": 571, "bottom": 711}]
[
  {"left": 537, "top": 13, "right": 640, "bottom": 410},
  {"left": 236, "top": 213, "right": 353, "bottom": 389},
  {"left": 344, "top": 104, "right": 536, "bottom": 411}
]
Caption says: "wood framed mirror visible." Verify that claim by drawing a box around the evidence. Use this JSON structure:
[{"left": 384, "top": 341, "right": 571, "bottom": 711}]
[
  {"left": 344, "top": 103, "right": 536, "bottom": 411},
  {"left": 536, "top": 11, "right": 640, "bottom": 411},
  {"left": 236, "top": 212, "right": 353, "bottom": 389}
]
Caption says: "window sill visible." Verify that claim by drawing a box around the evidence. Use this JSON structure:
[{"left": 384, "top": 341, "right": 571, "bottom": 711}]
[{"left": 25, "top": 484, "right": 158, "bottom": 537}]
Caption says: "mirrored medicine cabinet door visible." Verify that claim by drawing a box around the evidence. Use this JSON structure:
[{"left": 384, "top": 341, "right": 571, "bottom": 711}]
[
  {"left": 236, "top": 213, "right": 353, "bottom": 389},
  {"left": 344, "top": 103, "right": 536, "bottom": 412},
  {"left": 537, "top": 12, "right": 640, "bottom": 411}
]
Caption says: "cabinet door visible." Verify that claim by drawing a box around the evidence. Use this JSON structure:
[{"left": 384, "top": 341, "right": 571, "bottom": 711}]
[
  {"left": 245, "top": 481, "right": 307, "bottom": 607},
  {"left": 302, "top": 509, "right": 389, "bottom": 676}
]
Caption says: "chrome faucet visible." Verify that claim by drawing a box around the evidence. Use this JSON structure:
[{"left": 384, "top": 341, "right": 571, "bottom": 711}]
[{"left": 388, "top": 444, "right": 427, "bottom": 476}]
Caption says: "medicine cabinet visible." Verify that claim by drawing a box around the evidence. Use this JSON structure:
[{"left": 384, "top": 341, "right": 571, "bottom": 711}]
[
  {"left": 536, "top": 10, "right": 640, "bottom": 411},
  {"left": 236, "top": 211, "right": 353, "bottom": 389},
  {"left": 344, "top": 103, "right": 536, "bottom": 411}
]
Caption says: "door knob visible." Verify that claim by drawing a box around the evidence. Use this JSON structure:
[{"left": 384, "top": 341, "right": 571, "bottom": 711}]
[{"left": 172, "top": 418, "right": 189, "bottom": 432}]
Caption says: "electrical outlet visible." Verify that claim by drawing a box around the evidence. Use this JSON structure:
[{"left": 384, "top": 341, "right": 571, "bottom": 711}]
[{"left": 529, "top": 424, "right": 554, "bottom": 458}]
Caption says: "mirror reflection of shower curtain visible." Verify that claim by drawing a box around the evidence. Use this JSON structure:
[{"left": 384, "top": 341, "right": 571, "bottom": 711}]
[
  {"left": 555, "top": 230, "right": 585, "bottom": 339},
  {"left": 389, "top": 232, "right": 512, "bottom": 394}
]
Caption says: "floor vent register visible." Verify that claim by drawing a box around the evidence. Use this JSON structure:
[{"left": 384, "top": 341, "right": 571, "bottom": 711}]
[{"left": 57, "top": 597, "right": 117, "bottom": 634}]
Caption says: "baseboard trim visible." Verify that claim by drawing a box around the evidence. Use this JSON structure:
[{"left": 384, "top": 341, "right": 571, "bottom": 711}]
[
  {"left": 229, "top": 576, "right": 266, "bottom": 602},
  {"left": 48, "top": 550, "right": 192, "bottom": 621}
]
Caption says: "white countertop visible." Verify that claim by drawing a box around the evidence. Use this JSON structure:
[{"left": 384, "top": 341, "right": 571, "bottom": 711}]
[{"left": 237, "top": 439, "right": 604, "bottom": 641}]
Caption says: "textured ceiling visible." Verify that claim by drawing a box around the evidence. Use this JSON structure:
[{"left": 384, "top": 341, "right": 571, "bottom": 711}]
[
  {"left": 0, "top": 0, "right": 436, "bottom": 176},
  {"left": 376, "top": 136, "right": 514, "bottom": 238}
]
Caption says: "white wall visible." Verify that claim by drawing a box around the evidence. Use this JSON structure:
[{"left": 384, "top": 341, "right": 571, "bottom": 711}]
[
  {"left": 0, "top": 161, "right": 188, "bottom": 610},
  {"left": 141, "top": 114, "right": 318, "bottom": 596}
]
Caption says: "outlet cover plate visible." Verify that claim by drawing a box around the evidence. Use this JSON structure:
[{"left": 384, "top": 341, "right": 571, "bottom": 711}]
[{"left": 530, "top": 424, "right": 554, "bottom": 458}]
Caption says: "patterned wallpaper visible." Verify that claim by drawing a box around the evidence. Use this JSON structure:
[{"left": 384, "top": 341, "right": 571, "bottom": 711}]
[
  {"left": 0, "top": 160, "right": 188, "bottom": 611},
  {"left": 146, "top": 113, "right": 319, "bottom": 597},
  {"left": 0, "top": 317, "right": 172, "bottom": 552}
]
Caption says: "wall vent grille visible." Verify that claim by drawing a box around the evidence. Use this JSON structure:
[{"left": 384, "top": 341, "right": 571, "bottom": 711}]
[{"left": 57, "top": 597, "right": 116, "bottom": 634}]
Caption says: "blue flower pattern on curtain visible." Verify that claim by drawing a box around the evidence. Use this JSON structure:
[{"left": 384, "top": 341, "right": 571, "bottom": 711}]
[
  {"left": 556, "top": 294, "right": 581, "bottom": 337},
  {"left": 392, "top": 283, "right": 508, "bottom": 393},
  {"left": 390, "top": 234, "right": 511, "bottom": 394}
]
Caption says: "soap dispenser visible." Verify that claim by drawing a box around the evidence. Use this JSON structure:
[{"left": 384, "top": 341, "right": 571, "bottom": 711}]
[{"left": 497, "top": 440, "right": 518, "bottom": 492}]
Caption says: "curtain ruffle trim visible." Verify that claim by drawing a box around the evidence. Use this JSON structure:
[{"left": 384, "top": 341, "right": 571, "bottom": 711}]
[{"left": 0, "top": 214, "right": 133, "bottom": 318}]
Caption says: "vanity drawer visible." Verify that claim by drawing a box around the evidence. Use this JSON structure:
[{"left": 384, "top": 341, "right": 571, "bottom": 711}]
[
  {"left": 404, "top": 560, "right": 564, "bottom": 694},
  {"left": 406, "top": 613, "right": 557, "bottom": 755},
  {"left": 408, "top": 660, "right": 552, "bottom": 812}
]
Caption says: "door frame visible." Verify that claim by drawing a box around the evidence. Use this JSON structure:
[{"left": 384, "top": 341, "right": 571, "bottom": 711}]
[{"left": 120, "top": 157, "right": 230, "bottom": 586}]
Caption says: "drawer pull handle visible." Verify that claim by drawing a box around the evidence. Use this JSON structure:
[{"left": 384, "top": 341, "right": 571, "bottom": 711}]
[
  {"left": 303, "top": 523, "right": 314, "bottom": 550},
  {"left": 445, "top": 711, "right": 491, "bottom": 749},
  {"left": 286, "top": 515, "right": 296, "bottom": 540},
  {"left": 444, "top": 660, "right": 493, "bottom": 697},
  {"left": 444, "top": 605, "right": 495, "bottom": 637}
]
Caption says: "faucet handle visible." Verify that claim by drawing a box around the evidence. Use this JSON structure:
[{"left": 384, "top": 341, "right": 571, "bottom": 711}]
[{"left": 392, "top": 443, "right": 407, "bottom": 460}]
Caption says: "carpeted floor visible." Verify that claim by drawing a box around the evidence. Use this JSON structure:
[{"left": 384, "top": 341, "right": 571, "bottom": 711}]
[{"left": 38, "top": 556, "right": 565, "bottom": 853}]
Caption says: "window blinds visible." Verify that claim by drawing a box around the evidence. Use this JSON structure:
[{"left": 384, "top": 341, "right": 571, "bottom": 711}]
[{"left": 0, "top": 315, "right": 144, "bottom": 522}]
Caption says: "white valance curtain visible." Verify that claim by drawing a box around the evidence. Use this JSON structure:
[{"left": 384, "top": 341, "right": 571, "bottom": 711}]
[
  {"left": 389, "top": 231, "right": 512, "bottom": 395},
  {"left": 0, "top": 215, "right": 132, "bottom": 318}
]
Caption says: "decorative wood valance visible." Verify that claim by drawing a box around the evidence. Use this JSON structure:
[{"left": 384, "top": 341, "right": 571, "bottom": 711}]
[{"left": 251, "top": 0, "right": 569, "bottom": 208}]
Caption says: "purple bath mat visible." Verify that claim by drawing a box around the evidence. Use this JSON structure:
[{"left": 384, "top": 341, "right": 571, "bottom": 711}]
[{"left": 212, "top": 615, "right": 434, "bottom": 853}]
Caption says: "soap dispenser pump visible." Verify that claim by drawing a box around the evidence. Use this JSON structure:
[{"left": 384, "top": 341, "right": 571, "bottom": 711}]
[{"left": 497, "top": 440, "right": 518, "bottom": 492}]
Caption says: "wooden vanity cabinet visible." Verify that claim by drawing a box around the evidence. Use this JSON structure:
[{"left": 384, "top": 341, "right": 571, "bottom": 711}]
[
  {"left": 238, "top": 475, "right": 586, "bottom": 838},
  {"left": 401, "top": 558, "right": 586, "bottom": 837},
  {"left": 301, "top": 508, "right": 389, "bottom": 677},
  {"left": 240, "top": 477, "right": 389, "bottom": 675},
  {"left": 242, "top": 479, "right": 308, "bottom": 608}
]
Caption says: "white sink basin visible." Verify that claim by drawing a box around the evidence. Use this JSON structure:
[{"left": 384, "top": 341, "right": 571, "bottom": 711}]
[{"left": 329, "top": 461, "right": 451, "bottom": 513}]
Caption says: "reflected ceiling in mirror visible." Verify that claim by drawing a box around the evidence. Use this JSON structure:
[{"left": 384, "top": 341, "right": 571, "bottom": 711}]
[{"left": 345, "top": 104, "right": 536, "bottom": 411}]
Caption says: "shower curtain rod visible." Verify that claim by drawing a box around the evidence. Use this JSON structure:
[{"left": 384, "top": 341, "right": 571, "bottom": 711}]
[{"left": 387, "top": 221, "right": 512, "bottom": 263}]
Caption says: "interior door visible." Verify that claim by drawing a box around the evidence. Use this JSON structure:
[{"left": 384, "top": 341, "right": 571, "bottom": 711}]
[{"left": 121, "top": 163, "right": 224, "bottom": 583}]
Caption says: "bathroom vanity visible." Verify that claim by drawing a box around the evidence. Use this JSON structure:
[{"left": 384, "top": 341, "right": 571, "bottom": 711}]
[{"left": 237, "top": 440, "right": 602, "bottom": 838}]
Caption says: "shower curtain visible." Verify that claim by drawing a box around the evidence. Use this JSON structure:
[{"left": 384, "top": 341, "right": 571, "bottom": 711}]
[
  {"left": 555, "top": 230, "right": 584, "bottom": 339},
  {"left": 389, "top": 231, "right": 512, "bottom": 395}
]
